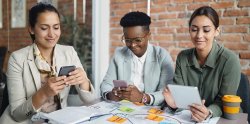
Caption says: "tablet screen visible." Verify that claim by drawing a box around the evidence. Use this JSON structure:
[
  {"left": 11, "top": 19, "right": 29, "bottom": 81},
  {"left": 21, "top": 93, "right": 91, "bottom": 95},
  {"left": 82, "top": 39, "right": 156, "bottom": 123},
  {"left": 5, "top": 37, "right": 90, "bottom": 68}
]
[{"left": 167, "top": 84, "right": 202, "bottom": 109}]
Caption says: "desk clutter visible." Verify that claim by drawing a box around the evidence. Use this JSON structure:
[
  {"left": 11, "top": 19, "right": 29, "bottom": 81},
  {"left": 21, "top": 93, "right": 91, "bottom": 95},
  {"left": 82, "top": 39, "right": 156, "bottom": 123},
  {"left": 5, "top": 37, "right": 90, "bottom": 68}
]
[{"left": 32, "top": 100, "right": 220, "bottom": 124}]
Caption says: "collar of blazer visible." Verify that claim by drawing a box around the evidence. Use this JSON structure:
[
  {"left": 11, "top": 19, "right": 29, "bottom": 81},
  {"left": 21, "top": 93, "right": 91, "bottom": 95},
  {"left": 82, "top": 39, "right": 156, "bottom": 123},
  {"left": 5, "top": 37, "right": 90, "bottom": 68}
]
[
  {"left": 27, "top": 44, "right": 41, "bottom": 90},
  {"left": 27, "top": 44, "right": 63, "bottom": 90}
]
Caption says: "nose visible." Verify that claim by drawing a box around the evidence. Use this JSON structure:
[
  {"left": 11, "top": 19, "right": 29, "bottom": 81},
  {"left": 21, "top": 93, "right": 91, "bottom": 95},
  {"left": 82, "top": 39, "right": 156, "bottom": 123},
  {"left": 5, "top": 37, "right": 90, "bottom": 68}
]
[
  {"left": 48, "top": 28, "right": 54, "bottom": 37},
  {"left": 130, "top": 41, "right": 137, "bottom": 48},
  {"left": 196, "top": 30, "right": 203, "bottom": 39}
]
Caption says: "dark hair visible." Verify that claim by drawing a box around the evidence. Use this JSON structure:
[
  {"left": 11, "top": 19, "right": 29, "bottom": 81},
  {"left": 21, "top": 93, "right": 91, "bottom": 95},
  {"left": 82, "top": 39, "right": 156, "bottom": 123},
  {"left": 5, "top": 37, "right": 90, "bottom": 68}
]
[
  {"left": 189, "top": 6, "right": 219, "bottom": 29},
  {"left": 120, "top": 11, "right": 151, "bottom": 32},
  {"left": 29, "top": 2, "right": 60, "bottom": 41}
]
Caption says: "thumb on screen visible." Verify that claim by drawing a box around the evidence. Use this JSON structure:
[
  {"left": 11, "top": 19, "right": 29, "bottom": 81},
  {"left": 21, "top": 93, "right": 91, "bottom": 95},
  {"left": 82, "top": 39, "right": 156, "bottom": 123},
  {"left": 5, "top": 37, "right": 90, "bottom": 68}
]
[{"left": 202, "top": 99, "right": 206, "bottom": 105}]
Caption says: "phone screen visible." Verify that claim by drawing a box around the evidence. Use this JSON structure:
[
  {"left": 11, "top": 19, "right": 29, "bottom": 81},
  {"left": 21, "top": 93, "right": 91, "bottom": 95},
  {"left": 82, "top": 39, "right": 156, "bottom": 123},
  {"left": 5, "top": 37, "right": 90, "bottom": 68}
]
[
  {"left": 113, "top": 80, "right": 127, "bottom": 88},
  {"left": 58, "top": 66, "right": 76, "bottom": 76}
]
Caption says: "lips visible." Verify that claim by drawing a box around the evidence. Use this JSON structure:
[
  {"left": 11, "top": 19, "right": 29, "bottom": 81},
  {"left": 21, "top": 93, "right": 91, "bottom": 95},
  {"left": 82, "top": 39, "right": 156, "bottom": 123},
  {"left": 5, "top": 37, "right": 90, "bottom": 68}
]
[
  {"left": 46, "top": 39, "right": 55, "bottom": 42},
  {"left": 195, "top": 40, "right": 204, "bottom": 42},
  {"left": 195, "top": 40, "right": 205, "bottom": 44}
]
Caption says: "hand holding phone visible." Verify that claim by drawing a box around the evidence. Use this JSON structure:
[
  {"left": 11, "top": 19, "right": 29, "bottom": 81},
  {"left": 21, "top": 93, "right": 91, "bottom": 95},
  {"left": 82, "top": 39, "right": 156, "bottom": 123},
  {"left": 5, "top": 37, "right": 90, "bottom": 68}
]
[
  {"left": 58, "top": 66, "right": 76, "bottom": 77},
  {"left": 113, "top": 80, "right": 128, "bottom": 88}
]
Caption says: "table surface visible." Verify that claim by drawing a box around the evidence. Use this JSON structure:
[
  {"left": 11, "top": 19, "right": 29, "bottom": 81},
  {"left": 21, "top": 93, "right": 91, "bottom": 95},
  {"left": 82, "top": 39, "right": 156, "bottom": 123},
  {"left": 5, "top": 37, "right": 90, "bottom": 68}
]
[
  {"left": 217, "top": 113, "right": 248, "bottom": 124},
  {"left": 84, "top": 98, "right": 248, "bottom": 124}
]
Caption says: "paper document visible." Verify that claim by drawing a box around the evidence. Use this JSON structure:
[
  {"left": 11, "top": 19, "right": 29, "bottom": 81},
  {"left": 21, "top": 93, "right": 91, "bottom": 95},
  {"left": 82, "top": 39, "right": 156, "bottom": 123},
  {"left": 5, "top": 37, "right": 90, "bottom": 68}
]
[{"left": 40, "top": 106, "right": 101, "bottom": 124}]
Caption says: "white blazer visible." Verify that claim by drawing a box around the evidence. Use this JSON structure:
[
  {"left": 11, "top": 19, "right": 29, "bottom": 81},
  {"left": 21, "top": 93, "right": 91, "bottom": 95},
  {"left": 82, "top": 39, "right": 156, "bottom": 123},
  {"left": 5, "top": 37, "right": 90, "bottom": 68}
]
[{"left": 0, "top": 44, "right": 97, "bottom": 124}]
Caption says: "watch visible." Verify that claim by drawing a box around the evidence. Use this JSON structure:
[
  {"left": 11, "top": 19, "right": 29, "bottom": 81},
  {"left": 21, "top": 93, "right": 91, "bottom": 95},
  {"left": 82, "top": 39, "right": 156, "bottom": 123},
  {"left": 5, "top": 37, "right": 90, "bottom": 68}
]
[{"left": 141, "top": 93, "right": 147, "bottom": 104}]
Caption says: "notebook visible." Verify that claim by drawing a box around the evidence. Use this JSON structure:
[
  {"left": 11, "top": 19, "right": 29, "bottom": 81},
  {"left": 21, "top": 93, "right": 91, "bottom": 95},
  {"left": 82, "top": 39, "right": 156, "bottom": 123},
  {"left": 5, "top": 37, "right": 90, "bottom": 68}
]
[{"left": 40, "top": 106, "right": 102, "bottom": 124}]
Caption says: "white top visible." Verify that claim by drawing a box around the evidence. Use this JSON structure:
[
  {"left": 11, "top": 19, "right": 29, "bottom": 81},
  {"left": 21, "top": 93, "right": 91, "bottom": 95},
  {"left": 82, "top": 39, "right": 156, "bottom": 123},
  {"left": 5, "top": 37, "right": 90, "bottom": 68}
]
[
  {"left": 129, "top": 46, "right": 154, "bottom": 105},
  {"left": 130, "top": 49, "right": 147, "bottom": 91}
]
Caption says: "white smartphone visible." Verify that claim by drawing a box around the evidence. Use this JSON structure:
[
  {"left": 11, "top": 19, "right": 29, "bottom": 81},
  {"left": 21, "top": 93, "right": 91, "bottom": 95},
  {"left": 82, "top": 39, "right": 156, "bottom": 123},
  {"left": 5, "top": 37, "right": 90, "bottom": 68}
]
[
  {"left": 167, "top": 84, "right": 202, "bottom": 109},
  {"left": 113, "top": 80, "right": 128, "bottom": 88}
]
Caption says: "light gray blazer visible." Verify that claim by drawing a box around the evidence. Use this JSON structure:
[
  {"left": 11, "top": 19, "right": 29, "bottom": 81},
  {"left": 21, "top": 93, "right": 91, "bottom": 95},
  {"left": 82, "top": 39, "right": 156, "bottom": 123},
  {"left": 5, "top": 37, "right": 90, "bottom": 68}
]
[
  {"left": 100, "top": 44, "right": 174, "bottom": 105},
  {"left": 0, "top": 44, "right": 97, "bottom": 124}
]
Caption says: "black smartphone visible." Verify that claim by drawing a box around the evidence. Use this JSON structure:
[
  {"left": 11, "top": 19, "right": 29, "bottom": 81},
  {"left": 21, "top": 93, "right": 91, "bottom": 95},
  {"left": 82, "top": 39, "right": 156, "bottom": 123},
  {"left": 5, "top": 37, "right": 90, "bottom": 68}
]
[{"left": 58, "top": 66, "right": 76, "bottom": 77}]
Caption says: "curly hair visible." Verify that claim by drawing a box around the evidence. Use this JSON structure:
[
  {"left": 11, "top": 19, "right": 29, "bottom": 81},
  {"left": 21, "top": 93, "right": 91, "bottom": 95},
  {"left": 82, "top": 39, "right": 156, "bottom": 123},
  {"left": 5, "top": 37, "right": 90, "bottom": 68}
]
[{"left": 120, "top": 11, "right": 151, "bottom": 32}]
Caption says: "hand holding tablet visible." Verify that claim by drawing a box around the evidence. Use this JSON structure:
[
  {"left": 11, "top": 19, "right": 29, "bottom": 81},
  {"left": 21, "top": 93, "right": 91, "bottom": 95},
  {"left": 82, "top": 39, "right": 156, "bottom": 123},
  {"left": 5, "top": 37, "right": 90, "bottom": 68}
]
[{"left": 167, "top": 84, "right": 202, "bottom": 109}]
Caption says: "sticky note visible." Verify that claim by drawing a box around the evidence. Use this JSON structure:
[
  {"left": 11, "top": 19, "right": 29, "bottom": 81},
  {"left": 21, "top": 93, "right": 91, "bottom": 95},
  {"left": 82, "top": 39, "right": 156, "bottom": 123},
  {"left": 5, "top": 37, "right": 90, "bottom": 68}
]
[
  {"left": 148, "top": 108, "right": 163, "bottom": 114},
  {"left": 107, "top": 116, "right": 126, "bottom": 123},
  {"left": 146, "top": 114, "right": 164, "bottom": 122},
  {"left": 133, "top": 102, "right": 144, "bottom": 106},
  {"left": 120, "top": 100, "right": 130, "bottom": 103},
  {"left": 107, "top": 116, "right": 119, "bottom": 122},
  {"left": 119, "top": 106, "right": 134, "bottom": 113}
]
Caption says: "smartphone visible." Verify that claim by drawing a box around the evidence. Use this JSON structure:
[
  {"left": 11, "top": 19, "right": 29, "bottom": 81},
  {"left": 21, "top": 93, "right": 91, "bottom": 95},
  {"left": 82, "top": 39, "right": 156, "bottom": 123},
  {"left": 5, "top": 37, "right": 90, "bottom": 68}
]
[
  {"left": 113, "top": 80, "right": 128, "bottom": 88},
  {"left": 58, "top": 66, "right": 76, "bottom": 77}
]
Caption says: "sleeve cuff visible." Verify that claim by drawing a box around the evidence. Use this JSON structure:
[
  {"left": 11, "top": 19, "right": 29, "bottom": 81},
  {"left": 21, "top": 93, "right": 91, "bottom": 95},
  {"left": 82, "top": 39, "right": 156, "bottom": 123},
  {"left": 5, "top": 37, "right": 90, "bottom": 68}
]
[
  {"left": 207, "top": 109, "right": 213, "bottom": 119},
  {"left": 144, "top": 94, "right": 154, "bottom": 106},
  {"left": 32, "top": 104, "right": 42, "bottom": 113},
  {"left": 148, "top": 94, "right": 153, "bottom": 105},
  {"left": 102, "top": 91, "right": 109, "bottom": 100},
  {"left": 200, "top": 109, "right": 213, "bottom": 123}
]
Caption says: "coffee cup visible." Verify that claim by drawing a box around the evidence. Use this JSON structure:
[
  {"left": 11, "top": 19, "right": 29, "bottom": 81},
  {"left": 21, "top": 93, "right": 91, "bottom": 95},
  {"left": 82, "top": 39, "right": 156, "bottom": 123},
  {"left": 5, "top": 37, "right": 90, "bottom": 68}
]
[{"left": 222, "top": 95, "right": 242, "bottom": 120}]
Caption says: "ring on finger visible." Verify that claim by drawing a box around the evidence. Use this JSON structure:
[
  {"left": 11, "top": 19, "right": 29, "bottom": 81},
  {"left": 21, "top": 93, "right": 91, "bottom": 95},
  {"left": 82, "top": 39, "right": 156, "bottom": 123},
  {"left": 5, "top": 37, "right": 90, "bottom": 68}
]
[{"left": 114, "top": 91, "right": 118, "bottom": 96}]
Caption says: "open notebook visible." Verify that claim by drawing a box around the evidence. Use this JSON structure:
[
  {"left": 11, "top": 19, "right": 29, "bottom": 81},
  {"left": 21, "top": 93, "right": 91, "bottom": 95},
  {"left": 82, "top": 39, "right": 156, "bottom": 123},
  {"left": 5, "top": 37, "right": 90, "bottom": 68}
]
[{"left": 39, "top": 106, "right": 106, "bottom": 124}]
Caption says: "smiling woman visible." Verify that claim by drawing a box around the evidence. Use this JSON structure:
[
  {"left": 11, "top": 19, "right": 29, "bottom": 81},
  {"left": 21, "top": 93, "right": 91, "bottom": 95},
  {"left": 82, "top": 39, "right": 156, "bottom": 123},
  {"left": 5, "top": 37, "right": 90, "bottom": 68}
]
[
  {"left": 100, "top": 11, "right": 174, "bottom": 106},
  {"left": 163, "top": 6, "right": 241, "bottom": 123},
  {"left": 0, "top": 2, "right": 97, "bottom": 124},
  {"left": 29, "top": 12, "right": 61, "bottom": 50}
]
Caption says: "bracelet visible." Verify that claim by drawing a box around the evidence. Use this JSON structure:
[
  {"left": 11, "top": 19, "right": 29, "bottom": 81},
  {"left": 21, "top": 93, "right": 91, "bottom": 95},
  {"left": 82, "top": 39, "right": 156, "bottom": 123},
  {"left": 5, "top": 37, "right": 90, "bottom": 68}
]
[{"left": 141, "top": 93, "right": 147, "bottom": 104}]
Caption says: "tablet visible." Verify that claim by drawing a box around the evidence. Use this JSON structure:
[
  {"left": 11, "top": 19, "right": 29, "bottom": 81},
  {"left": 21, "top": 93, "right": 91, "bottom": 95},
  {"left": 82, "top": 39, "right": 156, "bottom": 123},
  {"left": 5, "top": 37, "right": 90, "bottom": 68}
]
[{"left": 167, "top": 84, "right": 202, "bottom": 109}]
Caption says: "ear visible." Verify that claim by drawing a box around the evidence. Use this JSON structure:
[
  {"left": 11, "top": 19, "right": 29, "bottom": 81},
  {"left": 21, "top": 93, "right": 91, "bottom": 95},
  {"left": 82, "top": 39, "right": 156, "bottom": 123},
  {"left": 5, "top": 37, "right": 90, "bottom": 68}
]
[
  {"left": 28, "top": 26, "right": 34, "bottom": 35},
  {"left": 148, "top": 32, "right": 151, "bottom": 36},
  {"left": 215, "top": 27, "right": 220, "bottom": 37}
]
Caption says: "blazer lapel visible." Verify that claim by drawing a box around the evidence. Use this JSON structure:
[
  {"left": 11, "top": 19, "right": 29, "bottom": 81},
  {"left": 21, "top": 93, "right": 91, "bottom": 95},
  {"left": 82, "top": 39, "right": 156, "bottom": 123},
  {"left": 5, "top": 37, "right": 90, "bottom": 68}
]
[
  {"left": 123, "top": 48, "right": 132, "bottom": 85},
  {"left": 144, "top": 45, "right": 156, "bottom": 92},
  {"left": 27, "top": 44, "right": 41, "bottom": 90},
  {"left": 54, "top": 45, "right": 63, "bottom": 74},
  {"left": 53, "top": 45, "right": 65, "bottom": 100}
]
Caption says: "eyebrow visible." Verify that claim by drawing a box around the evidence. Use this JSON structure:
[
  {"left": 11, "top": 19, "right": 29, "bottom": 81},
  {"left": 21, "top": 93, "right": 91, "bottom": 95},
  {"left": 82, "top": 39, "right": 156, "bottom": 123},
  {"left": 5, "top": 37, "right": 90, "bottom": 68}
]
[
  {"left": 39, "top": 23, "right": 60, "bottom": 26},
  {"left": 191, "top": 25, "right": 211, "bottom": 28}
]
